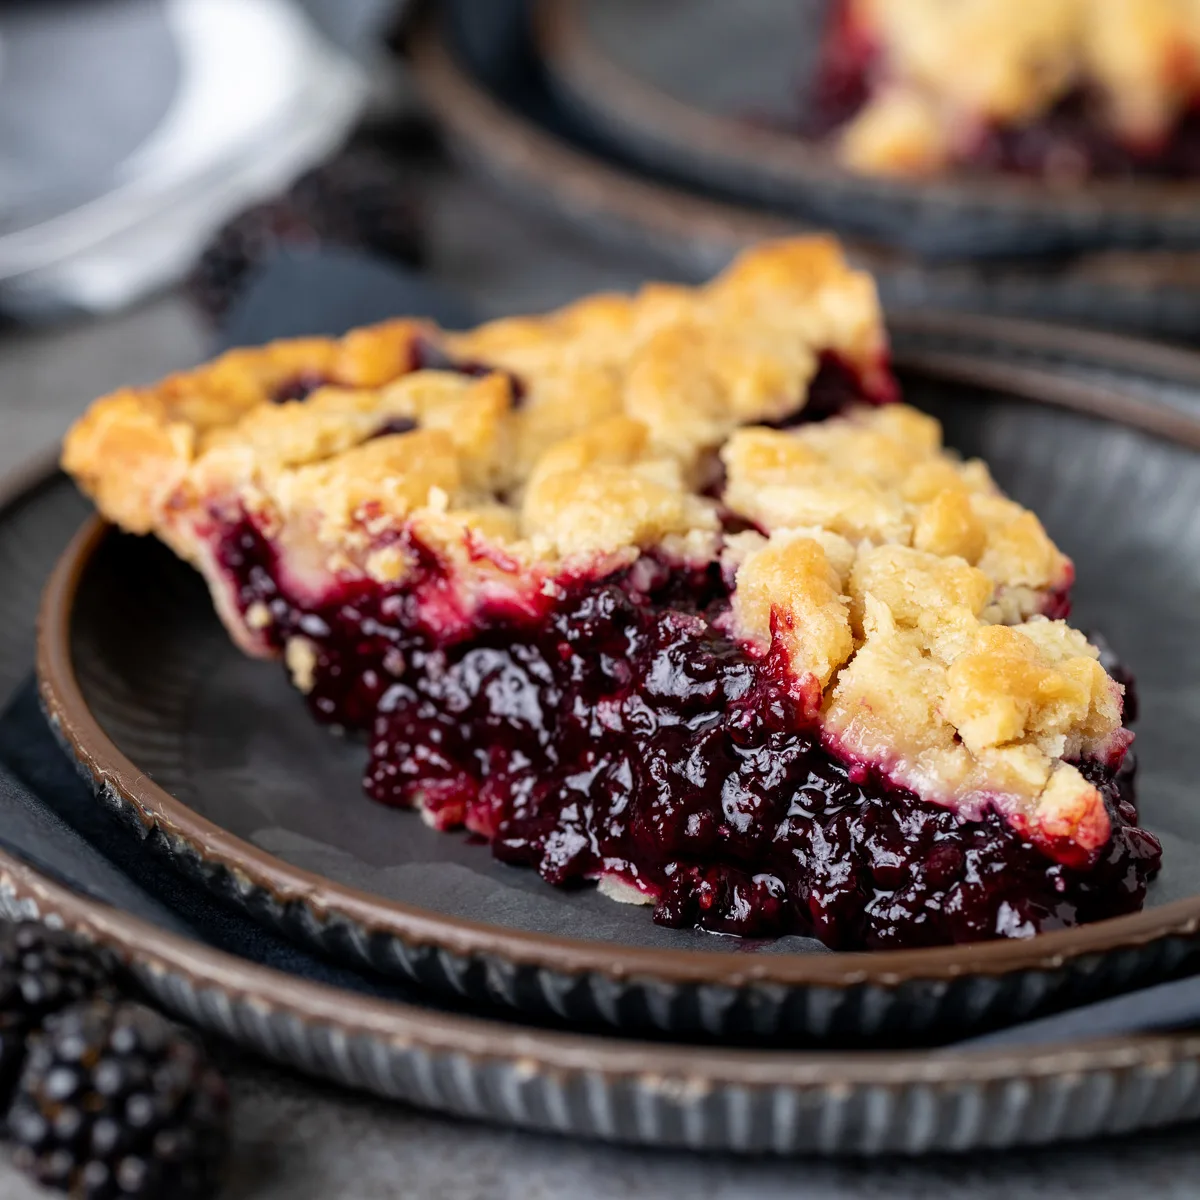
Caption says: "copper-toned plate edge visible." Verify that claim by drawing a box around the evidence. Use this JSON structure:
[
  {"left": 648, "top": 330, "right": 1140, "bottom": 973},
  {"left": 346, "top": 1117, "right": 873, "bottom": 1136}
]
[
  {"left": 10, "top": 461, "right": 1200, "bottom": 1156},
  {"left": 35, "top": 335, "right": 1200, "bottom": 992},
  {"left": 536, "top": 0, "right": 1200, "bottom": 222},
  {"left": 0, "top": 840, "right": 1197, "bottom": 1087},
  {"left": 0, "top": 464, "right": 1193, "bottom": 1093}
]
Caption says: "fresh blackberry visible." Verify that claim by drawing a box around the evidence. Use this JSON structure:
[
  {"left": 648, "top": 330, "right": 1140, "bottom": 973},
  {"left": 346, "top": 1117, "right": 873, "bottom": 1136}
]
[
  {"left": 0, "top": 922, "right": 120, "bottom": 1098},
  {"left": 188, "top": 147, "right": 424, "bottom": 323},
  {"left": 9, "top": 999, "right": 228, "bottom": 1199}
]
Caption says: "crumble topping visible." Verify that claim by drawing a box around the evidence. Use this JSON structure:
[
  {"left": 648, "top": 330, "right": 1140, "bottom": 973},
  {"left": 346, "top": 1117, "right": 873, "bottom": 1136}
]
[
  {"left": 831, "top": 0, "right": 1200, "bottom": 175},
  {"left": 722, "top": 406, "right": 1072, "bottom": 621},
  {"left": 61, "top": 235, "right": 1128, "bottom": 859},
  {"left": 726, "top": 523, "right": 1115, "bottom": 856},
  {"left": 823, "top": 566, "right": 1125, "bottom": 862}
]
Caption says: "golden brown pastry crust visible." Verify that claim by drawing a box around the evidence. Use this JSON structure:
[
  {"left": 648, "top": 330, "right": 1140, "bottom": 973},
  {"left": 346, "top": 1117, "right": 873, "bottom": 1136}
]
[
  {"left": 61, "top": 235, "right": 1124, "bottom": 852},
  {"left": 63, "top": 237, "right": 892, "bottom": 613}
]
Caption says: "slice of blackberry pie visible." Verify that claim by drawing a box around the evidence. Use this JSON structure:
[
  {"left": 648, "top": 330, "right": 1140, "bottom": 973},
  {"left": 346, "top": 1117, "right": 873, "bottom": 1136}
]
[
  {"left": 62, "top": 237, "right": 1160, "bottom": 951},
  {"left": 810, "top": 0, "right": 1200, "bottom": 179}
]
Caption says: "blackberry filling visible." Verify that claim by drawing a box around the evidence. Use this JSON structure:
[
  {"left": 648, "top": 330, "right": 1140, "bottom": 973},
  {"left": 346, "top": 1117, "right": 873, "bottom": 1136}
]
[
  {"left": 370, "top": 416, "right": 420, "bottom": 440},
  {"left": 806, "top": 0, "right": 878, "bottom": 138},
  {"left": 216, "top": 520, "right": 1160, "bottom": 951},
  {"left": 269, "top": 372, "right": 329, "bottom": 405},
  {"left": 411, "top": 337, "right": 528, "bottom": 406},
  {"left": 780, "top": 352, "right": 884, "bottom": 425},
  {"left": 970, "top": 95, "right": 1200, "bottom": 180}
]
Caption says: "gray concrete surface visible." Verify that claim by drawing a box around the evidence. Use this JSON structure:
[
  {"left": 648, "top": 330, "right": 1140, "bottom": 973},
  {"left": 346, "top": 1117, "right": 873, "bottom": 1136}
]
[{"left": 2, "top": 172, "right": 1198, "bottom": 1198}]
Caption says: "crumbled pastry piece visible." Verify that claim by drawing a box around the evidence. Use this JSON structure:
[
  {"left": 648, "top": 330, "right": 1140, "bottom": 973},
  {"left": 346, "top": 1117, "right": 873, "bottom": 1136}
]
[
  {"left": 522, "top": 459, "right": 720, "bottom": 561},
  {"left": 722, "top": 405, "right": 1072, "bottom": 614},
  {"left": 944, "top": 620, "right": 1122, "bottom": 762},
  {"left": 597, "top": 876, "right": 655, "bottom": 906},
  {"left": 846, "top": 542, "right": 992, "bottom": 634},
  {"left": 818, "top": 552, "right": 1126, "bottom": 860},
  {"left": 824, "top": 0, "right": 1200, "bottom": 176},
  {"left": 732, "top": 532, "right": 854, "bottom": 699},
  {"left": 728, "top": 531, "right": 1121, "bottom": 858},
  {"left": 518, "top": 415, "right": 719, "bottom": 559},
  {"left": 448, "top": 238, "right": 891, "bottom": 476},
  {"left": 839, "top": 87, "right": 952, "bottom": 176},
  {"left": 285, "top": 636, "right": 318, "bottom": 694}
]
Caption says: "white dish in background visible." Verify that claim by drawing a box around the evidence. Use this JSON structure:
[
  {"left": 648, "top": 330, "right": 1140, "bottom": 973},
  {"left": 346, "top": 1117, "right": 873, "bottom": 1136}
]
[{"left": 0, "top": 0, "right": 367, "bottom": 318}]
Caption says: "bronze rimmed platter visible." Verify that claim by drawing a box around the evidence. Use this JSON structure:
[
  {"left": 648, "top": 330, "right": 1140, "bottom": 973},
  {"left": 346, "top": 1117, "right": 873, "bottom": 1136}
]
[
  {"left": 2, "top": 460, "right": 1200, "bottom": 1153},
  {"left": 535, "top": 0, "right": 1200, "bottom": 258},
  {"left": 407, "top": 1, "right": 1200, "bottom": 340},
  {"left": 5, "top": 421, "right": 1200, "bottom": 1150},
  {"left": 35, "top": 318, "right": 1200, "bottom": 1041}
]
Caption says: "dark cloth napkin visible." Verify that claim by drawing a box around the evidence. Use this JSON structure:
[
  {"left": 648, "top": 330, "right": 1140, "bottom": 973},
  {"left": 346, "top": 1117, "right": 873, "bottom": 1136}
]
[{"left": 0, "top": 247, "right": 1190, "bottom": 1049}]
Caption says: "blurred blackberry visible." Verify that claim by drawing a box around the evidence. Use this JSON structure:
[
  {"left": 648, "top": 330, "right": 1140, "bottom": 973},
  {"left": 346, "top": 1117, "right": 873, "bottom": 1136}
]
[
  {"left": 188, "top": 148, "right": 424, "bottom": 323},
  {"left": 0, "top": 922, "right": 120, "bottom": 1100},
  {"left": 10, "top": 999, "right": 228, "bottom": 1200}
]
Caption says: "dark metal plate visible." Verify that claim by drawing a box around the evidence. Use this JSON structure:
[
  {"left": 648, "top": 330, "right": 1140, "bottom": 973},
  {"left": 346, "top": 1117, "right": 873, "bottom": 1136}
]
[
  {"left": 537, "top": 0, "right": 1200, "bottom": 257},
  {"left": 37, "top": 324, "right": 1200, "bottom": 1040}
]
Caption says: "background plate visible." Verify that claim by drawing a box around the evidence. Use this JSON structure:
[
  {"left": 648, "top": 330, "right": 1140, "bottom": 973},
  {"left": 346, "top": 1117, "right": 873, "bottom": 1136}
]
[
  {"left": 37, "top": 326, "right": 1200, "bottom": 1041},
  {"left": 536, "top": 0, "right": 1200, "bottom": 257},
  {"left": 409, "top": 2, "right": 1200, "bottom": 340}
]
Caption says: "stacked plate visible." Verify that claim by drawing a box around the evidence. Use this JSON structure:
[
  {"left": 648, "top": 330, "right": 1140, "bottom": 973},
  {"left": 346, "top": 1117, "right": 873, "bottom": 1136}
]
[
  {"left": 6, "top": 306, "right": 1200, "bottom": 1154},
  {"left": 407, "top": 0, "right": 1200, "bottom": 340}
]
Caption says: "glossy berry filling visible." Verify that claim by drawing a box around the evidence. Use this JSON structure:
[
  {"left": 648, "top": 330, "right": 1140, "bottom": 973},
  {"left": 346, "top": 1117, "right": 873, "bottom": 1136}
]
[
  {"left": 270, "top": 372, "right": 330, "bottom": 405},
  {"left": 215, "top": 526, "right": 1160, "bottom": 952},
  {"left": 781, "top": 352, "right": 886, "bottom": 425}
]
